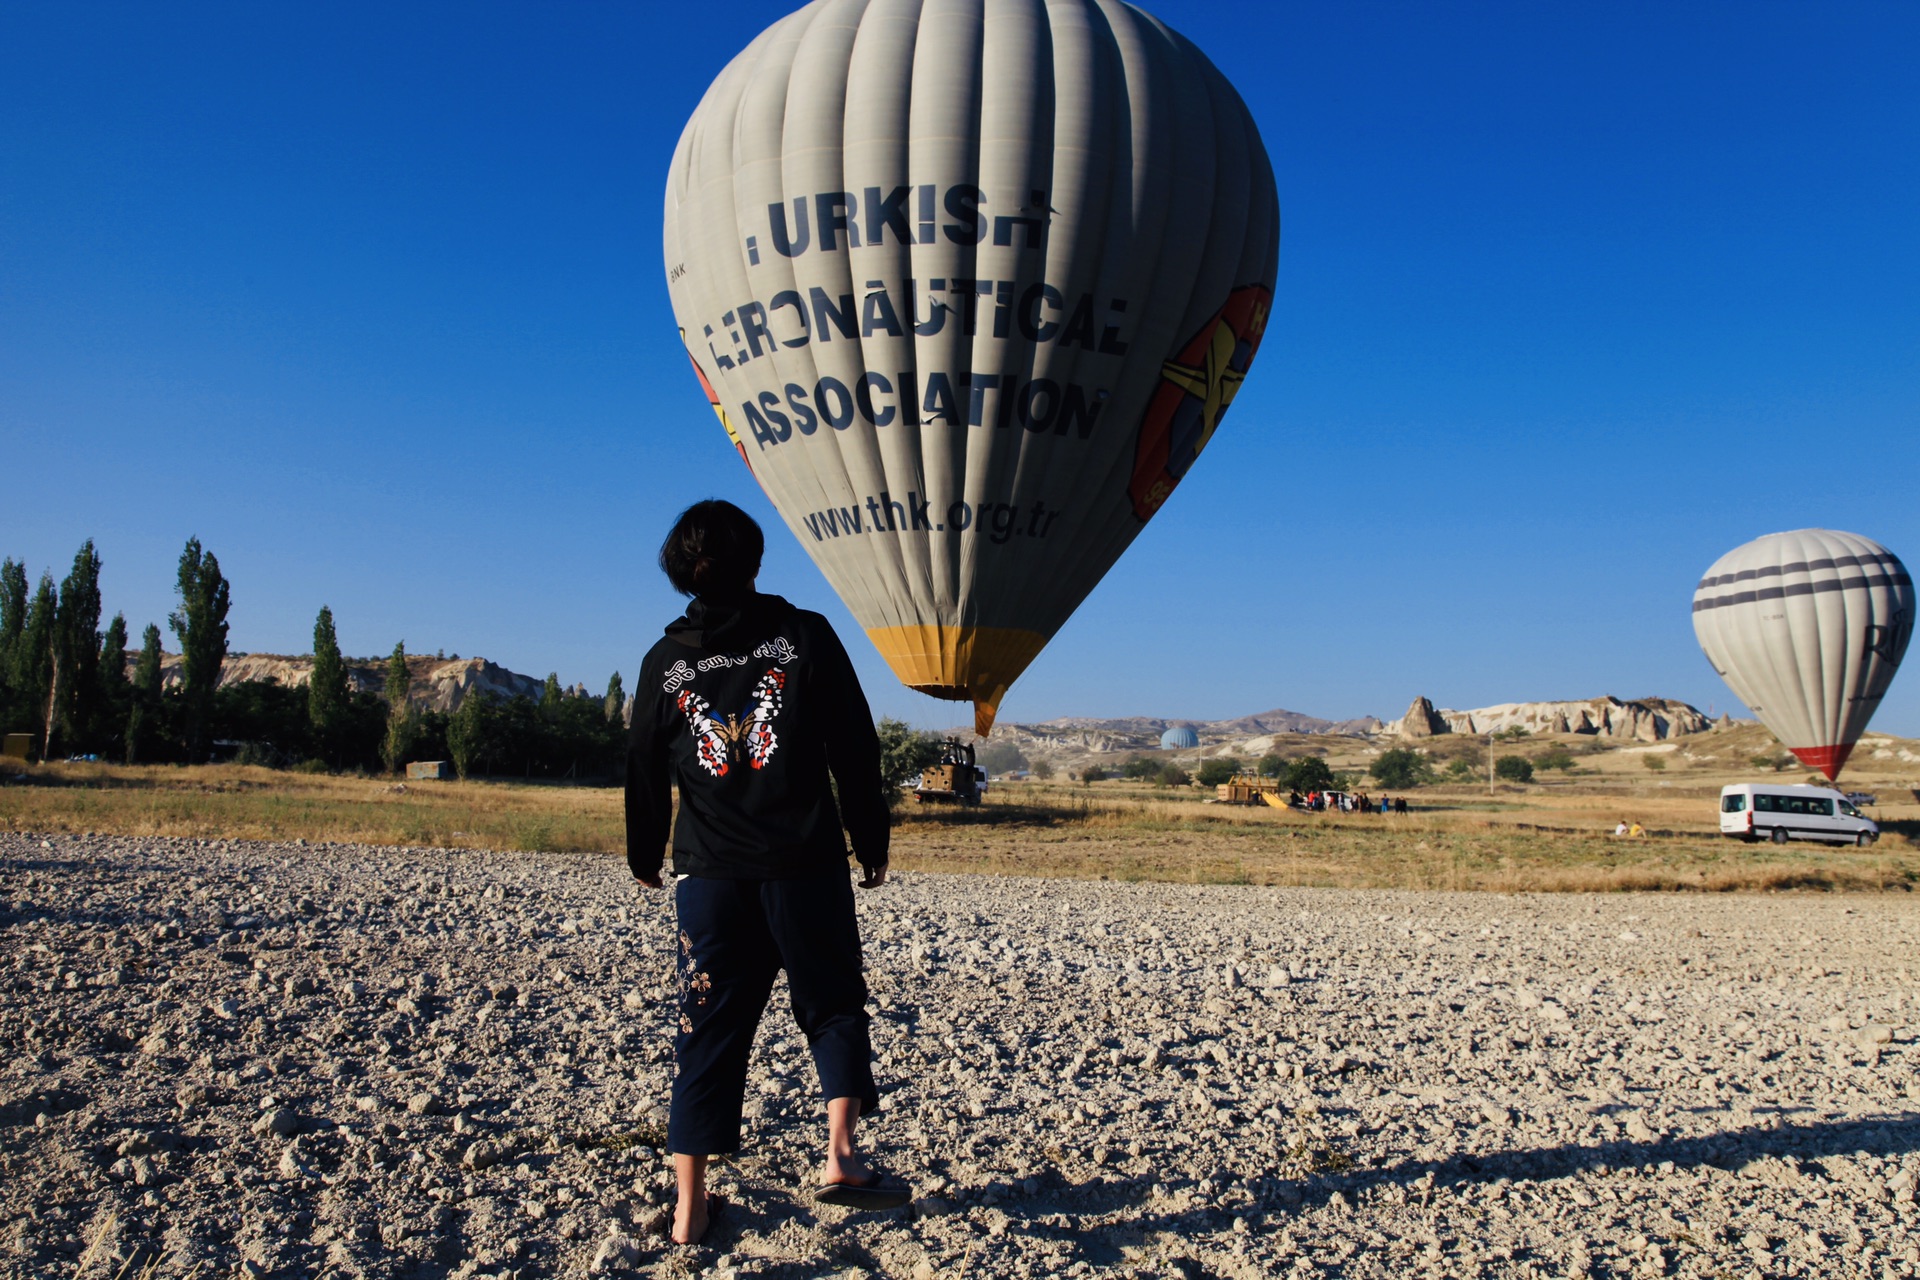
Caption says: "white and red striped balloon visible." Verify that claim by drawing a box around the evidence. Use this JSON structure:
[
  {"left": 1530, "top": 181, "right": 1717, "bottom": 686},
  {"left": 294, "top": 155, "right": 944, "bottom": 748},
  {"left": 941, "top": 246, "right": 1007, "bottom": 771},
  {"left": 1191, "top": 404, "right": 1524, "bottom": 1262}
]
[{"left": 1692, "top": 529, "right": 1912, "bottom": 779}]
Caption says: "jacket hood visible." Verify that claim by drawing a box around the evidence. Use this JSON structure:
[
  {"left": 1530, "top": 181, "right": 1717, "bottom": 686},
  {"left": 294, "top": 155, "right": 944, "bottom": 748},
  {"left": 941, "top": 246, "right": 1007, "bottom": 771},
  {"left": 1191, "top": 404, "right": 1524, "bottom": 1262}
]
[{"left": 664, "top": 591, "right": 796, "bottom": 652}]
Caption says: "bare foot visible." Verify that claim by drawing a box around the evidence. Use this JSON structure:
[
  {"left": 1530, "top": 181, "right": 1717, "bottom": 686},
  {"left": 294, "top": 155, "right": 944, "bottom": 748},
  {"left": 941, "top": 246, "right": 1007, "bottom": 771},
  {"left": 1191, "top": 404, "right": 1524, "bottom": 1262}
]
[
  {"left": 820, "top": 1152, "right": 873, "bottom": 1187},
  {"left": 671, "top": 1194, "right": 709, "bottom": 1245}
]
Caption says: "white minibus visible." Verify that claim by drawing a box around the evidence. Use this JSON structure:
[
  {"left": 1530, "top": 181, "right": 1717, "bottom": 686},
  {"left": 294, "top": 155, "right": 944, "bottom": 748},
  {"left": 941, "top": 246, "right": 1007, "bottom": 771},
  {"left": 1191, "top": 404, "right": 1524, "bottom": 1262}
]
[{"left": 1719, "top": 783, "right": 1879, "bottom": 846}]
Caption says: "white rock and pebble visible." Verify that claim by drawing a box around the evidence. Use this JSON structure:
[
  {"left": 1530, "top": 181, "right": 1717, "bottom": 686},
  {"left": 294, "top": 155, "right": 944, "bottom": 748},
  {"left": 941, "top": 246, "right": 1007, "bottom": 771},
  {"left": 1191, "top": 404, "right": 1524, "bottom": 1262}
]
[{"left": 1, "top": 832, "right": 1917, "bottom": 1278}]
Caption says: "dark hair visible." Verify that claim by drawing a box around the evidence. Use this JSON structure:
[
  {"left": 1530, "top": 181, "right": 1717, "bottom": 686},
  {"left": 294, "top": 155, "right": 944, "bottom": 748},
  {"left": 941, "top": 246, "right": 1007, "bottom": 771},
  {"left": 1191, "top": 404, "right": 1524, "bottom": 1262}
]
[{"left": 659, "top": 499, "right": 764, "bottom": 597}]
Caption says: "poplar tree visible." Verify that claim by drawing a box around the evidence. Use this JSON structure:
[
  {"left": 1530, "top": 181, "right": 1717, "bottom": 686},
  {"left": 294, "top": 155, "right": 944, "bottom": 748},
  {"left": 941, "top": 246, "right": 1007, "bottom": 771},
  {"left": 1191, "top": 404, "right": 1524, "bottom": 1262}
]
[
  {"left": 309, "top": 606, "right": 350, "bottom": 763},
  {"left": 20, "top": 574, "right": 56, "bottom": 756},
  {"left": 127, "top": 624, "right": 164, "bottom": 764},
  {"left": 381, "top": 641, "right": 416, "bottom": 773},
  {"left": 603, "top": 672, "right": 626, "bottom": 725},
  {"left": 169, "top": 537, "right": 230, "bottom": 762},
  {"left": 540, "top": 672, "right": 563, "bottom": 720},
  {"left": 53, "top": 540, "right": 103, "bottom": 755},
  {"left": 97, "top": 613, "right": 130, "bottom": 752},
  {"left": 0, "top": 558, "right": 26, "bottom": 731},
  {"left": 447, "top": 691, "right": 485, "bottom": 780}
]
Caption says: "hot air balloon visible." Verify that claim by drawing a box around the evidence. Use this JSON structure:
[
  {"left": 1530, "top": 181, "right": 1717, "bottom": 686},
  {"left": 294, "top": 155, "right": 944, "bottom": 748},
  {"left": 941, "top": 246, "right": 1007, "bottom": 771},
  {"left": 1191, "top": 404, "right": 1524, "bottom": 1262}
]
[
  {"left": 663, "top": 0, "right": 1279, "bottom": 733},
  {"left": 1691, "top": 529, "right": 1912, "bottom": 779}
]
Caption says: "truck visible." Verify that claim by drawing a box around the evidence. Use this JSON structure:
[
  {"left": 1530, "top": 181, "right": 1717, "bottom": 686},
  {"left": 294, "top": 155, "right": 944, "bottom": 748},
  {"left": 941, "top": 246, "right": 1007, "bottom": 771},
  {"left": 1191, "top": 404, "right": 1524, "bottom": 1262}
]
[
  {"left": 1719, "top": 782, "right": 1879, "bottom": 846},
  {"left": 915, "top": 739, "right": 987, "bottom": 806}
]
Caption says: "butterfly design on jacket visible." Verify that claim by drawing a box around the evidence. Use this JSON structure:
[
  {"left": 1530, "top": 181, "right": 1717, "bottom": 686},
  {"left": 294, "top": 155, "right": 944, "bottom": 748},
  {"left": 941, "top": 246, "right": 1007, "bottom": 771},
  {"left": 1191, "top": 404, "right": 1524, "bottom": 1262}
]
[{"left": 676, "top": 668, "right": 786, "bottom": 777}]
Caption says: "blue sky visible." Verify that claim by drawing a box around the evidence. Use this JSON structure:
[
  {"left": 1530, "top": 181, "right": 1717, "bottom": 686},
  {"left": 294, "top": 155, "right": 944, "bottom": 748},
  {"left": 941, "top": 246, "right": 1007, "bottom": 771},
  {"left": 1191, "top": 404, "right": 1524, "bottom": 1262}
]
[{"left": 3, "top": 1, "right": 1916, "bottom": 735}]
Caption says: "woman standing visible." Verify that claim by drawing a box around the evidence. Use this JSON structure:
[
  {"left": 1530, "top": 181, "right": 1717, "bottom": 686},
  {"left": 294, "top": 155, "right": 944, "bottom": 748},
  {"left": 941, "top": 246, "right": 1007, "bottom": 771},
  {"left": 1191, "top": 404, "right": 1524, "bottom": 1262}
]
[{"left": 626, "top": 500, "right": 910, "bottom": 1245}]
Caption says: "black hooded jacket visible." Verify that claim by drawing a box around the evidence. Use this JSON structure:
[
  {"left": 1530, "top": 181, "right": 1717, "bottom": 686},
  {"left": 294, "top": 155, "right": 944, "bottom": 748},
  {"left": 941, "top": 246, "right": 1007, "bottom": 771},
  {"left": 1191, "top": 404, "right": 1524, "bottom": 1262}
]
[{"left": 625, "top": 592, "right": 890, "bottom": 881}]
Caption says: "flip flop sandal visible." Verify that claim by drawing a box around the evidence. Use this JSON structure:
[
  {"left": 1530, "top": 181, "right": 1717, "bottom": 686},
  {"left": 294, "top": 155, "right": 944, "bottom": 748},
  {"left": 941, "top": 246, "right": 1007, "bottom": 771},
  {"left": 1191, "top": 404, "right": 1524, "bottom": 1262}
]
[
  {"left": 657, "top": 1193, "right": 727, "bottom": 1246},
  {"left": 812, "top": 1169, "right": 912, "bottom": 1210}
]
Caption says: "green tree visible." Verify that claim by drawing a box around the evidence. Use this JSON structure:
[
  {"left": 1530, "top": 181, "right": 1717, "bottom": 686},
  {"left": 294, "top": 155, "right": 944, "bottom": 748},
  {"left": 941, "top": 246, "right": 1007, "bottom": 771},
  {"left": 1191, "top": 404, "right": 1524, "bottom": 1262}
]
[
  {"left": 381, "top": 641, "right": 417, "bottom": 773},
  {"left": 1495, "top": 754, "right": 1534, "bottom": 783},
  {"left": 96, "top": 613, "right": 130, "bottom": 754},
  {"left": 17, "top": 573, "right": 56, "bottom": 756},
  {"left": 1196, "top": 756, "right": 1241, "bottom": 787},
  {"left": 1255, "top": 753, "right": 1285, "bottom": 778},
  {"left": 169, "top": 538, "right": 231, "bottom": 762},
  {"left": 976, "top": 738, "right": 1028, "bottom": 775},
  {"left": 0, "top": 558, "right": 25, "bottom": 732},
  {"left": 1444, "top": 756, "right": 1478, "bottom": 781},
  {"left": 540, "top": 672, "right": 564, "bottom": 721},
  {"left": 1284, "top": 755, "right": 1335, "bottom": 792},
  {"left": 308, "top": 606, "right": 350, "bottom": 765},
  {"left": 1081, "top": 765, "right": 1108, "bottom": 783},
  {"left": 1120, "top": 754, "right": 1160, "bottom": 780},
  {"left": 447, "top": 689, "right": 488, "bottom": 779},
  {"left": 875, "top": 717, "right": 942, "bottom": 800},
  {"left": 1535, "top": 746, "right": 1576, "bottom": 771},
  {"left": 603, "top": 672, "right": 626, "bottom": 725},
  {"left": 1154, "top": 763, "right": 1191, "bottom": 787},
  {"left": 50, "top": 540, "right": 104, "bottom": 757},
  {"left": 1369, "top": 747, "right": 1434, "bottom": 789},
  {"left": 127, "top": 623, "right": 164, "bottom": 763},
  {"left": 1030, "top": 759, "right": 1053, "bottom": 780}
]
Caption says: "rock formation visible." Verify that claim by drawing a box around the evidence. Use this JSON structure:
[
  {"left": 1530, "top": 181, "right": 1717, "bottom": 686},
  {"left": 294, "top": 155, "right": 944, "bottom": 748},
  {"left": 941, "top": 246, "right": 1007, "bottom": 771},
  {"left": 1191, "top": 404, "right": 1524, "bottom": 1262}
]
[
  {"left": 140, "top": 652, "right": 545, "bottom": 713},
  {"left": 1396, "top": 697, "right": 1449, "bottom": 738},
  {"left": 1381, "top": 695, "right": 1714, "bottom": 742}
]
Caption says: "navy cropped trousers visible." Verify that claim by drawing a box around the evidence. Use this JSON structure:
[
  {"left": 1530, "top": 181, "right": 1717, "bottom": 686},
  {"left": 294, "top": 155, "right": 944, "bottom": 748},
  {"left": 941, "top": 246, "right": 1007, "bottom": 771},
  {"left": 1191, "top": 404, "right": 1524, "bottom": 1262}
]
[{"left": 668, "top": 871, "right": 879, "bottom": 1157}]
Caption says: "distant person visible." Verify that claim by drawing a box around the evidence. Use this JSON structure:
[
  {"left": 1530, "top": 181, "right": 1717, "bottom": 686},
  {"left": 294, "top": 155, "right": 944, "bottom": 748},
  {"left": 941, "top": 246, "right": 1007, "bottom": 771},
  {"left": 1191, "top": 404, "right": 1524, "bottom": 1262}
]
[
  {"left": 1628, "top": 820, "right": 1645, "bottom": 837},
  {"left": 1614, "top": 820, "right": 1629, "bottom": 837},
  {"left": 1394, "top": 797, "right": 1408, "bottom": 815},
  {"left": 1377, "top": 793, "right": 1391, "bottom": 815},
  {"left": 626, "top": 499, "right": 909, "bottom": 1245}
]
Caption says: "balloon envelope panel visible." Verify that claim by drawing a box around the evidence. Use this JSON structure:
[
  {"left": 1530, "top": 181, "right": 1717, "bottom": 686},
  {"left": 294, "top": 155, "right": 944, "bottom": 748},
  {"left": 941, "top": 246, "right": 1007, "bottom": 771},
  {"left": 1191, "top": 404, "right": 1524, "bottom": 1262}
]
[
  {"left": 1691, "top": 529, "right": 1913, "bottom": 779},
  {"left": 664, "top": 0, "right": 1279, "bottom": 732}
]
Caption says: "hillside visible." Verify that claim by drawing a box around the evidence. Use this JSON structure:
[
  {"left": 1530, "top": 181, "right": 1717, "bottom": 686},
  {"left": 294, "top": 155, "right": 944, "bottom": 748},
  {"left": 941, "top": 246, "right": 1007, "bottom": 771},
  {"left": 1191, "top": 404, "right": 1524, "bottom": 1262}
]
[{"left": 141, "top": 652, "right": 548, "bottom": 713}]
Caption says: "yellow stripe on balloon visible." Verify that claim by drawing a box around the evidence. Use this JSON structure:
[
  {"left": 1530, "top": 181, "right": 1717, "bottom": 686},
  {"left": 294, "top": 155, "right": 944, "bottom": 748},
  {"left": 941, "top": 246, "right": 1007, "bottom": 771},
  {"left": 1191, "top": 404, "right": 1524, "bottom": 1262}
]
[{"left": 863, "top": 625, "right": 1049, "bottom": 736}]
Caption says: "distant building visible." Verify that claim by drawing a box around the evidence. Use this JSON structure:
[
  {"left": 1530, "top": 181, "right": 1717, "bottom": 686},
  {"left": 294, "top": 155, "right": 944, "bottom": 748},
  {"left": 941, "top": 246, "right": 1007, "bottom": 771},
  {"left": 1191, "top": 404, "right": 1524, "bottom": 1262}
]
[{"left": 1160, "top": 725, "right": 1199, "bottom": 750}]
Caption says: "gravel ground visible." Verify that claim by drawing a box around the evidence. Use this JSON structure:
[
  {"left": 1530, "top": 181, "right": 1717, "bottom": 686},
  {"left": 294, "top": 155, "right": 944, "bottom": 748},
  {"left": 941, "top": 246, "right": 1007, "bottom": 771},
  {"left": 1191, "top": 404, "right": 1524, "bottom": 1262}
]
[{"left": 2, "top": 832, "right": 1917, "bottom": 1280}]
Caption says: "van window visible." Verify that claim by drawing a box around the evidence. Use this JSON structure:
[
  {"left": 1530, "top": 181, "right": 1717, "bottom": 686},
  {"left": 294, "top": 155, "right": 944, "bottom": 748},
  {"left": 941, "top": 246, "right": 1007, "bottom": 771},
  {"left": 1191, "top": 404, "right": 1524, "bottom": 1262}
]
[
  {"left": 1722, "top": 794, "right": 1747, "bottom": 813},
  {"left": 1755, "top": 794, "right": 1776, "bottom": 812},
  {"left": 1839, "top": 801, "right": 1863, "bottom": 818},
  {"left": 1808, "top": 798, "right": 1833, "bottom": 817}
]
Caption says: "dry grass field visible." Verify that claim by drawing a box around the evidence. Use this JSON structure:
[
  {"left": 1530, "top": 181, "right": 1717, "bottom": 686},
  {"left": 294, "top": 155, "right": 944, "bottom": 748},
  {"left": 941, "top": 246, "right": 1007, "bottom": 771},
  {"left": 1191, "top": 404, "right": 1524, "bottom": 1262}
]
[{"left": 5, "top": 718, "right": 1918, "bottom": 894}]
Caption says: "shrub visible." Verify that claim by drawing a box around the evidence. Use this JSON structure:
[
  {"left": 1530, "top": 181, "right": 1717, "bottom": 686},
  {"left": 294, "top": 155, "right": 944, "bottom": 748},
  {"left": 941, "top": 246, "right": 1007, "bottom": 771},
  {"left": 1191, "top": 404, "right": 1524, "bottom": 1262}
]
[
  {"left": 1444, "top": 757, "right": 1478, "bottom": 781},
  {"left": 1643, "top": 755, "right": 1666, "bottom": 772},
  {"left": 1255, "top": 753, "right": 1284, "bottom": 778},
  {"left": 1081, "top": 765, "right": 1108, "bottom": 783},
  {"left": 1749, "top": 752, "right": 1791, "bottom": 772},
  {"left": 1369, "top": 747, "right": 1433, "bottom": 789},
  {"left": 1120, "top": 755, "right": 1160, "bottom": 780},
  {"left": 1535, "top": 747, "right": 1576, "bottom": 771},
  {"left": 876, "top": 718, "right": 943, "bottom": 799},
  {"left": 1494, "top": 754, "right": 1534, "bottom": 783},
  {"left": 1154, "top": 763, "right": 1191, "bottom": 787},
  {"left": 1031, "top": 759, "right": 1053, "bottom": 780},
  {"left": 1196, "top": 757, "right": 1241, "bottom": 787}
]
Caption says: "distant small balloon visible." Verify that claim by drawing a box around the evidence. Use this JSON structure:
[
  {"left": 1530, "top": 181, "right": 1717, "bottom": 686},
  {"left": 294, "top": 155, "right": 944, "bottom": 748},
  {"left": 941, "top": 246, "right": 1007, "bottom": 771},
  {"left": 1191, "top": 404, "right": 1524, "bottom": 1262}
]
[
  {"left": 1692, "top": 529, "right": 1912, "bottom": 779},
  {"left": 663, "top": 0, "right": 1279, "bottom": 733}
]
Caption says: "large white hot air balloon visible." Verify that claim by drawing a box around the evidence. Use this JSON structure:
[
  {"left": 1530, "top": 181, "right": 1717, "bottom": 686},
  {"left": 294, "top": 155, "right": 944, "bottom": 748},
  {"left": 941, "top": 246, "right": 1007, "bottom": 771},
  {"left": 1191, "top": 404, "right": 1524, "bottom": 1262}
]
[
  {"left": 1692, "top": 529, "right": 1913, "bottom": 779},
  {"left": 663, "top": 0, "right": 1279, "bottom": 733}
]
